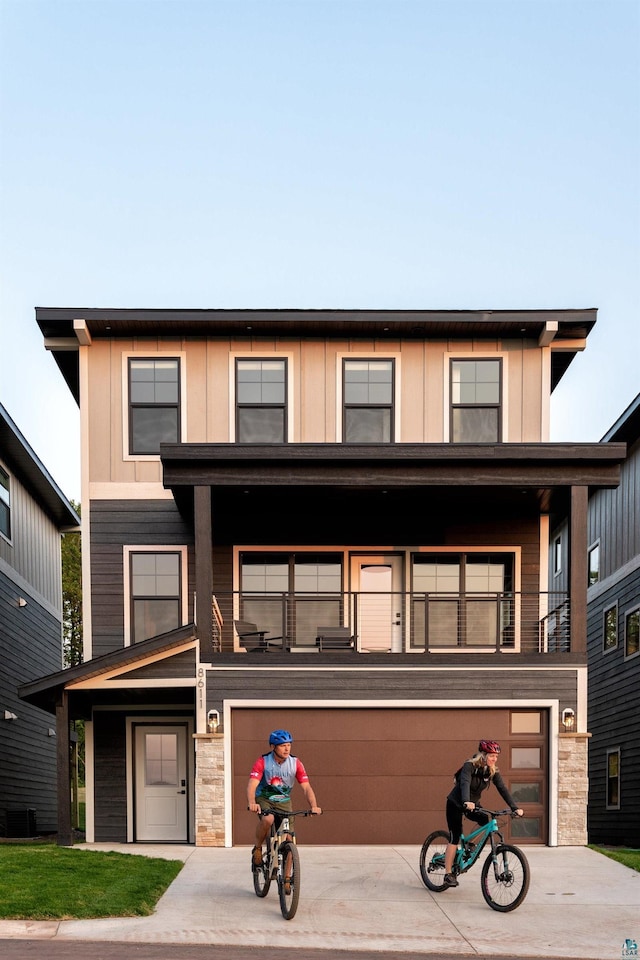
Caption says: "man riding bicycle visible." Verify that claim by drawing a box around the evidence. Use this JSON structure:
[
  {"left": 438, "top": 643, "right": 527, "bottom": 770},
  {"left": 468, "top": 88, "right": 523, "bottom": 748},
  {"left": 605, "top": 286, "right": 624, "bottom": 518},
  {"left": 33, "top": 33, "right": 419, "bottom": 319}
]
[{"left": 247, "top": 729, "right": 322, "bottom": 867}]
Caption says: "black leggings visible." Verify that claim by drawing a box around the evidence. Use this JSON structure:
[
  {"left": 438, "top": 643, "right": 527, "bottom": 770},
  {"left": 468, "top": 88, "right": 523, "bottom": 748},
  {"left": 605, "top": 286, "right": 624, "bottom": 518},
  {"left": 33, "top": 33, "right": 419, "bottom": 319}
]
[{"left": 446, "top": 799, "right": 489, "bottom": 844}]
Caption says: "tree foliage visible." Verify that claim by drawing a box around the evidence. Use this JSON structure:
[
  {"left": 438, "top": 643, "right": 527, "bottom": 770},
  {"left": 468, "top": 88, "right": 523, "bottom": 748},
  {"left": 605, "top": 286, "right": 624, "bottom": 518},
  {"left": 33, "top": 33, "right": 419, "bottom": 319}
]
[{"left": 62, "top": 500, "right": 83, "bottom": 667}]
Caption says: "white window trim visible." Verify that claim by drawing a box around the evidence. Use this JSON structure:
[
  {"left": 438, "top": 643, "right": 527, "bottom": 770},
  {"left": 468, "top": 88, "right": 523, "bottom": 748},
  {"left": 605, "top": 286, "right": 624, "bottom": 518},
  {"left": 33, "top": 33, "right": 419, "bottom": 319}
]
[
  {"left": 123, "top": 545, "right": 189, "bottom": 646},
  {"left": 605, "top": 746, "right": 621, "bottom": 811},
  {"left": 443, "top": 351, "right": 508, "bottom": 443},
  {"left": 122, "top": 351, "right": 187, "bottom": 462},
  {"left": 336, "top": 352, "right": 401, "bottom": 443},
  {"left": 229, "top": 351, "right": 295, "bottom": 442}
]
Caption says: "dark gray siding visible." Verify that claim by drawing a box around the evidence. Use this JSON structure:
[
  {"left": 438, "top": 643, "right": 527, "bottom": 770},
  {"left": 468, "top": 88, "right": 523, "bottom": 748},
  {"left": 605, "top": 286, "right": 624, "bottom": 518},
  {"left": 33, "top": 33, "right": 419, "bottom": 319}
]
[
  {"left": 89, "top": 500, "right": 194, "bottom": 658},
  {"left": 115, "top": 649, "right": 196, "bottom": 680},
  {"left": 589, "top": 438, "right": 639, "bottom": 577},
  {"left": 0, "top": 568, "right": 61, "bottom": 834},
  {"left": 93, "top": 711, "right": 127, "bottom": 842}
]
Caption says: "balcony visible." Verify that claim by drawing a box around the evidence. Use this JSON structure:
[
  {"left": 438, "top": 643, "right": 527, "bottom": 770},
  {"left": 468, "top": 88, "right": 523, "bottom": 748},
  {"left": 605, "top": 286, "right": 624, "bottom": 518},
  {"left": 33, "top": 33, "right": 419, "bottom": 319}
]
[{"left": 209, "top": 591, "right": 571, "bottom": 655}]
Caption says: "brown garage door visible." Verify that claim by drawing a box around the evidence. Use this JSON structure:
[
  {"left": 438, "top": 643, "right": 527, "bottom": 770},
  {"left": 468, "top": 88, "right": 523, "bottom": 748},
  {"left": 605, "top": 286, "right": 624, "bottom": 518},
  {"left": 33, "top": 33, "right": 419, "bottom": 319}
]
[{"left": 232, "top": 707, "right": 547, "bottom": 845}]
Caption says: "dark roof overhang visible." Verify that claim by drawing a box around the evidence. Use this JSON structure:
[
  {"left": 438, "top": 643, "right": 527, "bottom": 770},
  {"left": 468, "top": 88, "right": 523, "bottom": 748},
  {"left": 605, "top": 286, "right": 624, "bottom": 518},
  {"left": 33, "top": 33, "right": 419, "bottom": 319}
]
[
  {"left": 35, "top": 307, "right": 597, "bottom": 404},
  {"left": 601, "top": 391, "right": 640, "bottom": 444}
]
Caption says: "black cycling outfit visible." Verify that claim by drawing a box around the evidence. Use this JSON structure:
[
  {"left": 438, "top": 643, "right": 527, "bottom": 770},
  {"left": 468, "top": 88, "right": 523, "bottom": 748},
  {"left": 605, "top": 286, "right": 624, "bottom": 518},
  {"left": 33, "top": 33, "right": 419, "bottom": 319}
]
[{"left": 446, "top": 760, "right": 518, "bottom": 844}]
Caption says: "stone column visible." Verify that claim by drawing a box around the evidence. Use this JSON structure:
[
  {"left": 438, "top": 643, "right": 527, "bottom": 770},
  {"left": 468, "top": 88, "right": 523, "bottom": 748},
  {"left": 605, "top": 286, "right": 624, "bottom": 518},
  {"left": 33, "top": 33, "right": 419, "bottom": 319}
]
[
  {"left": 194, "top": 733, "right": 225, "bottom": 846},
  {"left": 557, "top": 732, "right": 591, "bottom": 845}
]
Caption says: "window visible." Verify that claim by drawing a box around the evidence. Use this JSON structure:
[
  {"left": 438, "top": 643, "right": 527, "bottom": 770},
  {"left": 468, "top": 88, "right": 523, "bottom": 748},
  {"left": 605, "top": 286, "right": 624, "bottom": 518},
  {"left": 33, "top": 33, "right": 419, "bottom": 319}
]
[
  {"left": 236, "top": 359, "right": 287, "bottom": 442},
  {"left": 128, "top": 358, "right": 180, "bottom": 455},
  {"left": 603, "top": 604, "right": 618, "bottom": 652},
  {"left": 553, "top": 536, "right": 562, "bottom": 576},
  {"left": 343, "top": 359, "right": 394, "bottom": 442},
  {"left": 239, "top": 552, "right": 343, "bottom": 646},
  {"left": 625, "top": 607, "right": 639, "bottom": 659},
  {"left": 130, "top": 551, "right": 182, "bottom": 643},
  {"left": 0, "top": 465, "right": 10, "bottom": 539},
  {"left": 587, "top": 542, "right": 600, "bottom": 586},
  {"left": 606, "top": 748, "right": 620, "bottom": 809},
  {"left": 450, "top": 358, "right": 501, "bottom": 442}
]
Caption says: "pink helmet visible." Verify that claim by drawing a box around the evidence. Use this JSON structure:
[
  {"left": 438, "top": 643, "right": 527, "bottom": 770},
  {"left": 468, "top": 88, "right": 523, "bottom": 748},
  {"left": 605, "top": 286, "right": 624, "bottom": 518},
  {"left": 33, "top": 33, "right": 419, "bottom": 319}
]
[{"left": 479, "top": 739, "right": 501, "bottom": 754}]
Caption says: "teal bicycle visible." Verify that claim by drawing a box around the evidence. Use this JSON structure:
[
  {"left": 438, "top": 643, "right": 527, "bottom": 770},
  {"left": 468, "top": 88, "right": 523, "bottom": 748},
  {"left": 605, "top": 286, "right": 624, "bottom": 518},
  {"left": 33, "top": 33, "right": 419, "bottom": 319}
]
[{"left": 419, "top": 807, "right": 530, "bottom": 912}]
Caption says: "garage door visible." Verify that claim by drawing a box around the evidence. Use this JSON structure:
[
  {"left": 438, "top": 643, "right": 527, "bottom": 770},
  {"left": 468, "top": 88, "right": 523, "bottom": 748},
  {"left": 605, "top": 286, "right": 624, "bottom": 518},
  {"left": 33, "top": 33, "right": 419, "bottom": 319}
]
[{"left": 232, "top": 707, "right": 547, "bottom": 845}]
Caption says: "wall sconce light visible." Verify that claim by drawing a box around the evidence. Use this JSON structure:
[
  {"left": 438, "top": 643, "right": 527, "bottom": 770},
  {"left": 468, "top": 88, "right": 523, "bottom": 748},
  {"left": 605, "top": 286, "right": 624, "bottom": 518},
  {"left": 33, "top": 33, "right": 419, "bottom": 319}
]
[
  {"left": 562, "top": 708, "right": 575, "bottom": 731},
  {"left": 3, "top": 710, "right": 18, "bottom": 721},
  {"left": 47, "top": 728, "right": 56, "bottom": 737},
  {"left": 207, "top": 709, "right": 220, "bottom": 733},
  {"left": 17, "top": 597, "right": 27, "bottom": 608}
]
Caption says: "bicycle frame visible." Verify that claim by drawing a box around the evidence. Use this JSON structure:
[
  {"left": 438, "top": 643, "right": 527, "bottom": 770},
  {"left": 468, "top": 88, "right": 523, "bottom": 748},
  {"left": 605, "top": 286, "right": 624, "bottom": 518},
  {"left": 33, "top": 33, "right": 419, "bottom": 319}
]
[{"left": 454, "top": 814, "right": 503, "bottom": 874}]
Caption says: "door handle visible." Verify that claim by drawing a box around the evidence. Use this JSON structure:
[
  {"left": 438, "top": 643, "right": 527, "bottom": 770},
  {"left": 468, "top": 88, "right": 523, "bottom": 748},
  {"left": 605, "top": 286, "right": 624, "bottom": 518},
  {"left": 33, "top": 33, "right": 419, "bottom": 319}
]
[{"left": 177, "top": 789, "right": 186, "bottom": 794}]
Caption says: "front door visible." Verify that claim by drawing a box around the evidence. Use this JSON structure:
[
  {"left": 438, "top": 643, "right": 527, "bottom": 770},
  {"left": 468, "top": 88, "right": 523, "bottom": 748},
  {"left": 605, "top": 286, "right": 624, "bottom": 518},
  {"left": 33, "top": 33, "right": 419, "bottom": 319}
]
[
  {"left": 351, "top": 555, "right": 404, "bottom": 652},
  {"left": 134, "top": 724, "right": 188, "bottom": 841}
]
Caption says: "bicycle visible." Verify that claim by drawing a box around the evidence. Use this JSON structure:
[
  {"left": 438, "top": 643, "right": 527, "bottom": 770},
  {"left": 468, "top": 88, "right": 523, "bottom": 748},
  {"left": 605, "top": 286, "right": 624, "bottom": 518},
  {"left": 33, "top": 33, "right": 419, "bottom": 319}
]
[
  {"left": 419, "top": 807, "right": 530, "bottom": 912},
  {"left": 251, "top": 808, "right": 317, "bottom": 920}
]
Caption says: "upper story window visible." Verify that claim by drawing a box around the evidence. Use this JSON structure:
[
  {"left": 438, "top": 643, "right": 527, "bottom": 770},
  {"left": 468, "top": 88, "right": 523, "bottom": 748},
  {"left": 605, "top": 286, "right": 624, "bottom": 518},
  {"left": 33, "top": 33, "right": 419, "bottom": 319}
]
[
  {"left": 588, "top": 542, "right": 600, "bottom": 586},
  {"left": 603, "top": 603, "right": 618, "bottom": 653},
  {"left": 625, "top": 607, "right": 639, "bottom": 659},
  {"left": 450, "top": 358, "right": 502, "bottom": 442},
  {"left": 128, "top": 358, "right": 180, "bottom": 455},
  {"left": 236, "top": 359, "right": 287, "bottom": 443},
  {"left": 0, "top": 465, "right": 10, "bottom": 540},
  {"left": 343, "top": 359, "right": 394, "bottom": 443},
  {"left": 553, "top": 536, "right": 562, "bottom": 576},
  {"left": 130, "top": 550, "right": 182, "bottom": 643}
]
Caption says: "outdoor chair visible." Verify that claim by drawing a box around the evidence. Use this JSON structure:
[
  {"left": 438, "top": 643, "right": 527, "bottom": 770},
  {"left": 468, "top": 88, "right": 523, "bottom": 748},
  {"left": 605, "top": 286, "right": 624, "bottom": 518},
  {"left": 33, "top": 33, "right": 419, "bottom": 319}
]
[
  {"left": 315, "top": 625, "right": 356, "bottom": 652},
  {"left": 234, "top": 620, "right": 287, "bottom": 652}
]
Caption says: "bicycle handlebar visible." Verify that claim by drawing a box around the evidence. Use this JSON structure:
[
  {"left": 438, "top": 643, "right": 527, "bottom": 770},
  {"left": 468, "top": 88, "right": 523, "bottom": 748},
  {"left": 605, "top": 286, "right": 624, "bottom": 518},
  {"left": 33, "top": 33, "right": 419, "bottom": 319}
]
[
  {"left": 466, "top": 806, "right": 521, "bottom": 818},
  {"left": 248, "top": 807, "right": 320, "bottom": 817}
]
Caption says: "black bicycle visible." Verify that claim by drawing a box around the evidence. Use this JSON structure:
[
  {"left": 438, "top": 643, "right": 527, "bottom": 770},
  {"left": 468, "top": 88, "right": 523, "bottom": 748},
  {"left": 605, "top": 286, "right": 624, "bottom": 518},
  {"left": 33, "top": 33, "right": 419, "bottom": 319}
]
[
  {"left": 251, "top": 809, "right": 317, "bottom": 920},
  {"left": 419, "top": 807, "right": 530, "bottom": 912}
]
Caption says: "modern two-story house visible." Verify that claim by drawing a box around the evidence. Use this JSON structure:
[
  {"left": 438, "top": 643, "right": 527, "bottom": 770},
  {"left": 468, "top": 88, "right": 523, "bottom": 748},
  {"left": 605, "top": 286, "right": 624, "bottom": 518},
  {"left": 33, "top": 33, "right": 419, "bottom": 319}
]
[
  {"left": 20, "top": 308, "right": 624, "bottom": 848},
  {"left": 1, "top": 402, "right": 80, "bottom": 836}
]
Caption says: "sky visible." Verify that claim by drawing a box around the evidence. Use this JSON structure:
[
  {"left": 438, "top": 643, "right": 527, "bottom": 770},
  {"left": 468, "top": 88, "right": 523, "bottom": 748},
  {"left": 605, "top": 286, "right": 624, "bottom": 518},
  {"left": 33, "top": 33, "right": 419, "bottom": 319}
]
[{"left": 0, "top": 0, "right": 638, "bottom": 504}]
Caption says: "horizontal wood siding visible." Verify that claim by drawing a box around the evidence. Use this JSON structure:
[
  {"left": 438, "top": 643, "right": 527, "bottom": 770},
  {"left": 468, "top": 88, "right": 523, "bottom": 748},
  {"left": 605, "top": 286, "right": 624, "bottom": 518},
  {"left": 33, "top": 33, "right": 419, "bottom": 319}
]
[
  {"left": 93, "top": 712, "right": 128, "bottom": 842},
  {"left": 120, "top": 649, "right": 196, "bottom": 680},
  {"left": 89, "top": 500, "right": 194, "bottom": 658}
]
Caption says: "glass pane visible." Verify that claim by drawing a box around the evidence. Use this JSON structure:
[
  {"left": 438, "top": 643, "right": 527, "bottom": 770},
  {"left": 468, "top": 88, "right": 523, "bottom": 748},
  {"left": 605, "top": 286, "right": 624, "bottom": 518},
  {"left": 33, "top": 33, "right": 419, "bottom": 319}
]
[
  {"left": 466, "top": 561, "right": 505, "bottom": 592},
  {"left": 131, "top": 407, "right": 179, "bottom": 453},
  {"left": 411, "top": 598, "right": 426, "bottom": 647},
  {"left": 452, "top": 407, "right": 499, "bottom": 442},
  {"left": 132, "top": 553, "right": 179, "bottom": 597},
  {"left": 625, "top": 610, "right": 639, "bottom": 657},
  {"left": 511, "top": 712, "right": 541, "bottom": 734},
  {"left": 237, "top": 407, "right": 285, "bottom": 443},
  {"left": 588, "top": 544, "right": 600, "bottom": 585},
  {"left": 0, "top": 501, "right": 9, "bottom": 538},
  {"left": 241, "top": 560, "right": 288, "bottom": 592},
  {"left": 344, "top": 360, "right": 392, "bottom": 404},
  {"left": 511, "top": 817, "right": 539, "bottom": 838},
  {"left": 466, "top": 599, "right": 497, "bottom": 644},
  {"left": 237, "top": 360, "right": 285, "bottom": 404},
  {"left": 0, "top": 466, "right": 9, "bottom": 500},
  {"left": 414, "top": 559, "right": 460, "bottom": 593},
  {"left": 134, "top": 598, "right": 180, "bottom": 642},
  {"left": 294, "top": 598, "right": 342, "bottom": 646},
  {"left": 345, "top": 408, "right": 391, "bottom": 443},
  {"left": 512, "top": 747, "right": 541, "bottom": 769},
  {"left": 241, "top": 598, "right": 284, "bottom": 640},
  {"left": 130, "top": 360, "right": 178, "bottom": 403},
  {"left": 608, "top": 752, "right": 619, "bottom": 777},
  {"left": 511, "top": 782, "right": 541, "bottom": 803},
  {"left": 428, "top": 599, "right": 458, "bottom": 645},
  {"left": 145, "top": 733, "right": 178, "bottom": 785},
  {"left": 294, "top": 561, "right": 341, "bottom": 592},
  {"left": 604, "top": 606, "right": 617, "bottom": 650}
]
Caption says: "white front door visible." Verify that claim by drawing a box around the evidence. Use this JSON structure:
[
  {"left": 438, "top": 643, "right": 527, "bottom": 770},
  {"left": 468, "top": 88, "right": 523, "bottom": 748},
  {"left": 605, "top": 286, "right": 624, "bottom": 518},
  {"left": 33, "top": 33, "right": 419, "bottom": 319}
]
[
  {"left": 134, "top": 724, "right": 188, "bottom": 842},
  {"left": 351, "top": 555, "right": 404, "bottom": 652}
]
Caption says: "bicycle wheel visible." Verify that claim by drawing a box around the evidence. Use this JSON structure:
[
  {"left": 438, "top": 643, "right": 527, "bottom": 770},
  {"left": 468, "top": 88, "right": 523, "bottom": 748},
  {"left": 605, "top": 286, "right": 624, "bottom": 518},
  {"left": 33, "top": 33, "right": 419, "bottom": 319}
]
[
  {"left": 419, "top": 830, "right": 450, "bottom": 892},
  {"left": 252, "top": 849, "right": 271, "bottom": 898},
  {"left": 480, "top": 843, "right": 530, "bottom": 912},
  {"left": 278, "top": 840, "right": 300, "bottom": 920}
]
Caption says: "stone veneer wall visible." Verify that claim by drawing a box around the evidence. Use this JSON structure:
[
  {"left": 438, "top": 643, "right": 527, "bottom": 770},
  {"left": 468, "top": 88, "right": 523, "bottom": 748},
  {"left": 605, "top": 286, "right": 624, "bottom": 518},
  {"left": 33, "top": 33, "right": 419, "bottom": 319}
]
[
  {"left": 194, "top": 733, "right": 225, "bottom": 846},
  {"left": 556, "top": 732, "right": 591, "bottom": 845}
]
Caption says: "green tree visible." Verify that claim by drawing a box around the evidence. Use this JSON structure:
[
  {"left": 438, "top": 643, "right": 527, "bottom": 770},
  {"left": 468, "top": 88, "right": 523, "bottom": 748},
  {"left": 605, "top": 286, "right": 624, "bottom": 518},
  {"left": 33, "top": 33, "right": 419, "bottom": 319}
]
[{"left": 62, "top": 500, "right": 83, "bottom": 667}]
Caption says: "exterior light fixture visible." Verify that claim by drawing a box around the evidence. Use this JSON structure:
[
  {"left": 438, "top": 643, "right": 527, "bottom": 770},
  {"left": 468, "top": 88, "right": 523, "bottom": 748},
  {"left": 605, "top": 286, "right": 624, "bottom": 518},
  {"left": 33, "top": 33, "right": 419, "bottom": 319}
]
[
  {"left": 17, "top": 597, "right": 27, "bottom": 607},
  {"left": 561, "top": 707, "right": 575, "bottom": 730},
  {"left": 3, "top": 710, "right": 18, "bottom": 721},
  {"left": 207, "top": 709, "right": 220, "bottom": 733}
]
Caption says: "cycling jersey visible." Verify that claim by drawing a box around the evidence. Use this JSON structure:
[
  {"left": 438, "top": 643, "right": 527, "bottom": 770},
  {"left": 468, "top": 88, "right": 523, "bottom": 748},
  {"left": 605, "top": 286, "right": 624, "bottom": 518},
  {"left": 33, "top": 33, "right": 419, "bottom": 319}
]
[{"left": 249, "top": 752, "right": 309, "bottom": 803}]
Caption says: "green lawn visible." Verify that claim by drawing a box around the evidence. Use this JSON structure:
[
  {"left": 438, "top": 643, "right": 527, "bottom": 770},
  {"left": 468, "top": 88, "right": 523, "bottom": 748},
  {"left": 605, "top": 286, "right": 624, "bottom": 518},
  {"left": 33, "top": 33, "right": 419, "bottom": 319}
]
[
  {"left": 590, "top": 845, "right": 640, "bottom": 872},
  {"left": 0, "top": 843, "right": 183, "bottom": 920}
]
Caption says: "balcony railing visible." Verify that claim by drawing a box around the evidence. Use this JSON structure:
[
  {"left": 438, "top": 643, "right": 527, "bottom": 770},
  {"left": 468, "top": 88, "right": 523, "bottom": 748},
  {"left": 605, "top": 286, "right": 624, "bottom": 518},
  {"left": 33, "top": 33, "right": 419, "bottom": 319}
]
[{"left": 209, "top": 591, "right": 571, "bottom": 654}]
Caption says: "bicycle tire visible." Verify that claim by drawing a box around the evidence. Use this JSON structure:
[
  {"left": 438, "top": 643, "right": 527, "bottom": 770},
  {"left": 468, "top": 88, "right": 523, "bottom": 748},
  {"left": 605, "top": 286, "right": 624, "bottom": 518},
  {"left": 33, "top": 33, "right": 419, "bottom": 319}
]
[
  {"left": 278, "top": 840, "right": 300, "bottom": 920},
  {"left": 252, "top": 850, "right": 272, "bottom": 898},
  {"left": 419, "top": 830, "right": 450, "bottom": 892},
  {"left": 480, "top": 842, "right": 530, "bottom": 912}
]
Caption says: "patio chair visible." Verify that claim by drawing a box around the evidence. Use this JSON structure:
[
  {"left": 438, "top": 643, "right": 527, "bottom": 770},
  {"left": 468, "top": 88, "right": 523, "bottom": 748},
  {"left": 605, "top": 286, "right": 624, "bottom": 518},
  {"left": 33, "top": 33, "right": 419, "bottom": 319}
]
[
  {"left": 315, "top": 625, "right": 355, "bottom": 652},
  {"left": 234, "top": 620, "right": 287, "bottom": 652}
]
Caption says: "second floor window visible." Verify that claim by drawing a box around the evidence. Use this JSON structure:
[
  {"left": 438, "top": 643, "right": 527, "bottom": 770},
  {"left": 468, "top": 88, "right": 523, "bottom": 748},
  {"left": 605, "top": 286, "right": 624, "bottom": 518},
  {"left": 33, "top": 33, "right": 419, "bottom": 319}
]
[
  {"left": 343, "top": 359, "right": 394, "bottom": 442},
  {"left": 625, "top": 608, "right": 639, "bottom": 658},
  {"left": 603, "top": 604, "right": 618, "bottom": 652},
  {"left": 0, "top": 465, "right": 10, "bottom": 539},
  {"left": 450, "top": 358, "right": 502, "bottom": 442},
  {"left": 130, "top": 551, "right": 181, "bottom": 643},
  {"left": 588, "top": 542, "right": 600, "bottom": 586},
  {"left": 129, "top": 358, "right": 180, "bottom": 455},
  {"left": 236, "top": 359, "right": 287, "bottom": 442}
]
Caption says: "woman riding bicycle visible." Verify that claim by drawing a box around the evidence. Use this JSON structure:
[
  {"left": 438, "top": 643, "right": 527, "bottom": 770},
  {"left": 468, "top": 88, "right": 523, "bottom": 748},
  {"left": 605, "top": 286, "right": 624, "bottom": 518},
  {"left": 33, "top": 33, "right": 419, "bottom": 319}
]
[
  {"left": 443, "top": 739, "right": 523, "bottom": 888},
  {"left": 247, "top": 729, "right": 322, "bottom": 868}
]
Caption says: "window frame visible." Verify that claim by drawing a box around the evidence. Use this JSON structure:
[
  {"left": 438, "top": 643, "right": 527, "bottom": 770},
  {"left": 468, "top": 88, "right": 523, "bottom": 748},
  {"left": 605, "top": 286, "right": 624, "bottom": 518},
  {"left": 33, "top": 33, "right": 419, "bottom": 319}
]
[
  {"left": 624, "top": 605, "right": 640, "bottom": 660},
  {"left": 449, "top": 356, "right": 503, "bottom": 443},
  {"left": 123, "top": 353, "right": 187, "bottom": 461},
  {"left": 605, "top": 746, "right": 621, "bottom": 810},
  {"left": 0, "top": 462, "right": 11, "bottom": 542},
  {"left": 553, "top": 536, "right": 562, "bottom": 577},
  {"left": 587, "top": 540, "right": 600, "bottom": 587},
  {"left": 603, "top": 602, "right": 618, "bottom": 654},
  {"left": 336, "top": 353, "right": 400, "bottom": 443},
  {"left": 234, "top": 357, "right": 289, "bottom": 444},
  {"left": 123, "top": 545, "right": 189, "bottom": 646}
]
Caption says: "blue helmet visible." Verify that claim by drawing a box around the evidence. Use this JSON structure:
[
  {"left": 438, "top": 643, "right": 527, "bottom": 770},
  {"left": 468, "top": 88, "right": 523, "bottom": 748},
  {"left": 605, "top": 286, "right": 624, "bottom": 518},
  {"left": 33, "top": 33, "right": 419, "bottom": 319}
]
[{"left": 269, "top": 729, "right": 293, "bottom": 745}]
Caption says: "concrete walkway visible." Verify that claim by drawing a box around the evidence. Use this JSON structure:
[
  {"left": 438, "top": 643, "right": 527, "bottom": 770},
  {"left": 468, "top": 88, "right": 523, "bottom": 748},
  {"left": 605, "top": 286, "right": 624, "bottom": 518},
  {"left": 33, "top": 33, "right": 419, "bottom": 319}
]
[{"left": 1, "top": 844, "right": 638, "bottom": 959}]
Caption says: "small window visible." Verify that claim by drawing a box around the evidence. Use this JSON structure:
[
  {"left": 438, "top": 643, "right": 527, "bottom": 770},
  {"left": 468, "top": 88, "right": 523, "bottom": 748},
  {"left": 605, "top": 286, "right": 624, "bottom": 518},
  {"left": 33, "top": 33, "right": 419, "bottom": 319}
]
[
  {"left": 128, "top": 358, "right": 180, "bottom": 455},
  {"left": 588, "top": 542, "right": 600, "bottom": 586},
  {"left": 603, "top": 604, "right": 618, "bottom": 653},
  {"left": 606, "top": 748, "right": 620, "bottom": 809},
  {"left": 450, "top": 358, "right": 502, "bottom": 442},
  {"left": 553, "top": 536, "right": 562, "bottom": 576},
  {"left": 510, "top": 782, "right": 541, "bottom": 803},
  {"left": 343, "top": 359, "right": 394, "bottom": 443},
  {"left": 130, "top": 551, "right": 182, "bottom": 643},
  {"left": 236, "top": 359, "right": 287, "bottom": 443},
  {"left": 625, "top": 607, "right": 639, "bottom": 659},
  {"left": 0, "top": 465, "right": 10, "bottom": 540},
  {"left": 511, "top": 747, "right": 541, "bottom": 769},
  {"left": 511, "top": 712, "right": 541, "bottom": 734}
]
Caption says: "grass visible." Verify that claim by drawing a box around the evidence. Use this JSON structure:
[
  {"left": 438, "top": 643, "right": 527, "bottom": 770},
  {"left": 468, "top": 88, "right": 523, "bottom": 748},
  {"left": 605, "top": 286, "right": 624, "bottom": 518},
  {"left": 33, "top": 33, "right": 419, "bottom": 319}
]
[
  {"left": 590, "top": 845, "right": 640, "bottom": 873},
  {"left": 0, "top": 843, "right": 183, "bottom": 920}
]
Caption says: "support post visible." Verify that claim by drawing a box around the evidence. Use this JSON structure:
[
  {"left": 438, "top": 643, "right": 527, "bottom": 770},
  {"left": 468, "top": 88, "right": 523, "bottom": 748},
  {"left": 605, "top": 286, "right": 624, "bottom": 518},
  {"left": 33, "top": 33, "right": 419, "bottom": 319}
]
[
  {"left": 194, "top": 485, "right": 214, "bottom": 661},
  {"left": 56, "top": 690, "right": 73, "bottom": 846},
  {"left": 570, "top": 485, "right": 588, "bottom": 655}
]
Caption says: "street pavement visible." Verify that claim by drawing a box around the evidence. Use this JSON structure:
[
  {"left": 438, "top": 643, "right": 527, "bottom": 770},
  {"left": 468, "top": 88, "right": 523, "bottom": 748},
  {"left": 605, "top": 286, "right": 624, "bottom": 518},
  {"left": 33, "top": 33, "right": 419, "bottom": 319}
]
[{"left": 0, "top": 843, "right": 638, "bottom": 960}]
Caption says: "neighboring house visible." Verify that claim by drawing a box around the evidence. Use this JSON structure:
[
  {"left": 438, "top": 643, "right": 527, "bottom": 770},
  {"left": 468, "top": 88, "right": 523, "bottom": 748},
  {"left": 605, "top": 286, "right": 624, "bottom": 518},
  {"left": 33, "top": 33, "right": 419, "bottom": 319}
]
[
  {"left": 586, "top": 393, "right": 639, "bottom": 846},
  {"left": 20, "top": 308, "right": 624, "bottom": 848},
  {"left": 0, "top": 402, "right": 80, "bottom": 836}
]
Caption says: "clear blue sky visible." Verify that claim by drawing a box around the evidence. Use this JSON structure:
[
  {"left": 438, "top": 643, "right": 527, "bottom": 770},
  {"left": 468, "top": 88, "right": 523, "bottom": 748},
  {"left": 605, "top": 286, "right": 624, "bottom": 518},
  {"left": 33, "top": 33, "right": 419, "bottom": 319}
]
[{"left": 1, "top": 0, "right": 638, "bottom": 503}]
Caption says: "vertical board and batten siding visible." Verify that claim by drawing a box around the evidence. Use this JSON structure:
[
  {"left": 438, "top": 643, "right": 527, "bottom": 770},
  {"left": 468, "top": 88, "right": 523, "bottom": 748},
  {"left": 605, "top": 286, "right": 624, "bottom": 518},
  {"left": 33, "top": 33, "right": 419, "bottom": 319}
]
[
  {"left": 89, "top": 500, "right": 194, "bottom": 658},
  {"left": 589, "top": 438, "right": 640, "bottom": 578}
]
